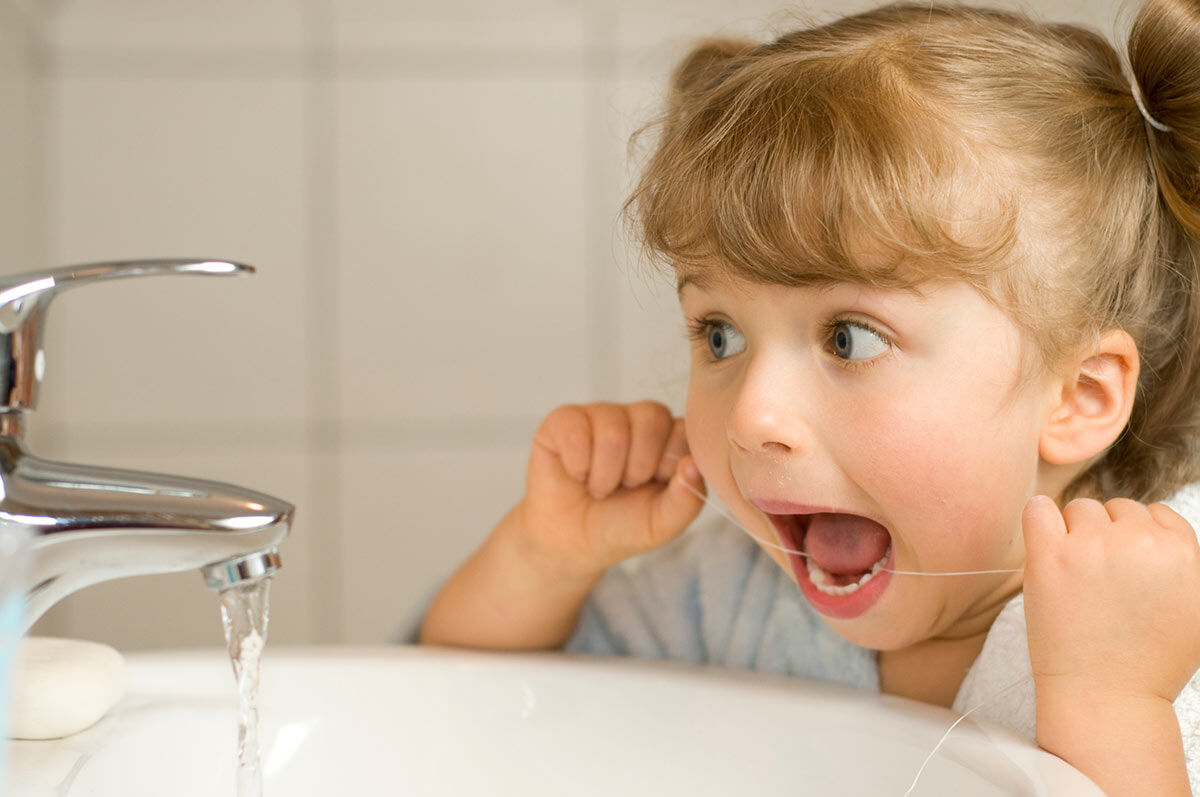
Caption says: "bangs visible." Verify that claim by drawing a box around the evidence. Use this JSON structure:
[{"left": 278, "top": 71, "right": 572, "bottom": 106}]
[{"left": 628, "top": 39, "right": 1022, "bottom": 290}]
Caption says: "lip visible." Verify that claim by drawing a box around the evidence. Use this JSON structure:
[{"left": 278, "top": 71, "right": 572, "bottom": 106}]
[
  {"left": 755, "top": 503, "right": 894, "bottom": 621},
  {"left": 749, "top": 498, "right": 888, "bottom": 528},
  {"left": 750, "top": 498, "right": 843, "bottom": 516}
]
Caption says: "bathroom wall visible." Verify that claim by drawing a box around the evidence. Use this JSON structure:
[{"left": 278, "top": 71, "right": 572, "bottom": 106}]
[
  {"left": 0, "top": 1, "right": 43, "bottom": 276},
  {"left": 28, "top": 0, "right": 1130, "bottom": 649}
]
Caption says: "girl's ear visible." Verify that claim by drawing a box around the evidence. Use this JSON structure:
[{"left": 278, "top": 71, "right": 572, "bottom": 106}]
[{"left": 1039, "top": 330, "right": 1140, "bottom": 465}]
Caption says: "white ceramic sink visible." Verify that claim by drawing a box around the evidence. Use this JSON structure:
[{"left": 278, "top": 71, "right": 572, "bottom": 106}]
[{"left": 8, "top": 646, "right": 1101, "bottom": 796}]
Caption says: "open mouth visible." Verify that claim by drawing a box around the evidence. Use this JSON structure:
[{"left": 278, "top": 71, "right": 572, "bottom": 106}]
[
  {"left": 804, "top": 546, "right": 891, "bottom": 596},
  {"left": 769, "top": 512, "right": 894, "bottom": 607}
]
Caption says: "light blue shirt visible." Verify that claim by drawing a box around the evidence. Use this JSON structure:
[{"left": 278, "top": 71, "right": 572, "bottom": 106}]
[{"left": 566, "top": 515, "right": 879, "bottom": 693}]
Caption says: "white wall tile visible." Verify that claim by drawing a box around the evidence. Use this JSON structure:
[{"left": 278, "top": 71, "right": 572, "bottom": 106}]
[
  {"left": 0, "top": 1, "right": 46, "bottom": 50},
  {"left": 613, "top": 0, "right": 806, "bottom": 56},
  {"left": 993, "top": 0, "right": 1129, "bottom": 30},
  {"left": 28, "top": 437, "right": 320, "bottom": 649},
  {"left": 593, "top": 71, "right": 688, "bottom": 411},
  {"left": 615, "top": 268, "right": 688, "bottom": 413},
  {"left": 43, "top": 76, "right": 310, "bottom": 429},
  {"left": 331, "top": 0, "right": 588, "bottom": 53},
  {"left": 29, "top": 570, "right": 232, "bottom": 650},
  {"left": 612, "top": 0, "right": 1133, "bottom": 68},
  {"left": 0, "top": 11, "right": 41, "bottom": 275},
  {"left": 50, "top": 0, "right": 307, "bottom": 55},
  {"left": 337, "top": 442, "right": 528, "bottom": 644},
  {"left": 336, "top": 77, "right": 592, "bottom": 423}
]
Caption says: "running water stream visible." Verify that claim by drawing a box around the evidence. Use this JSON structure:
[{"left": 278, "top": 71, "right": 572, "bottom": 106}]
[{"left": 219, "top": 578, "right": 272, "bottom": 797}]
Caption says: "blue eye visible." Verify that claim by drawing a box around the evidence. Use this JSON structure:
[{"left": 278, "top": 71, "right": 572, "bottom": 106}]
[
  {"left": 706, "top": 322, "right": 746, "bottom": 360},
  {"left": 830, "top": 322, "right": 889, "bottom": 361}
]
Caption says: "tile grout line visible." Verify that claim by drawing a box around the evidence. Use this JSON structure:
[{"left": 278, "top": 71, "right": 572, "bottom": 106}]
[
  {"left": 46, "top": 46, "right": 620, "bottom": 80},
  {"left": 303, "top": 0, "right": 344, "bottom": 645},
  {"left": 39, "top": 418, "right": 540, "bottom": 449},
  {"left": 25, "top": 6, "right": 63, "bottom": 635},
  {"left": 585, "top": 5, "right": 622, "bottom": 398},
  {"left": 34, "top": 13, "right": 67, "bottom": 460}
]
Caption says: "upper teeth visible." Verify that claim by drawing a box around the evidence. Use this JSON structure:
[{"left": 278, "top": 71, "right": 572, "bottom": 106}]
[{"left": 805, "top": 548, "right": 890, "bottom": 596}]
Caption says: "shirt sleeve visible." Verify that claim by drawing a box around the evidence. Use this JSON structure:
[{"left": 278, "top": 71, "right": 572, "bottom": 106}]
[{"left": 565, "top": 521, "right": 724, "bottom": 663}]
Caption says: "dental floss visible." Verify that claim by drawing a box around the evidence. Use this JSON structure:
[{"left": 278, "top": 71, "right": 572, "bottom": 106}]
[
  {"left": 901, "top": 675, "right": 1031, "bottom": 796},
  {"left": 658, "top": 456, "right": 1035, "bottom": 789},
  {"left": 671, "top": 474, "right": 1039, "bottom": 791},
  {"left": 674, "top": 477, "right": 1024, "bottom": 578}
]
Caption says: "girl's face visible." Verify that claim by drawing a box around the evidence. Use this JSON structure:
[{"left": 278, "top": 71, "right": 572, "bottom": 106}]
[{"left": 681, "top": 274, "right": 1051, "bottom": 650}]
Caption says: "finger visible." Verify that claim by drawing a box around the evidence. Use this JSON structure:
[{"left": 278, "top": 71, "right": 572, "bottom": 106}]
[
  {"left": 531, "top": 405, "right": 592, "bottom": 483},
  {"left": 649, "top": 453, "right": 706, "bottom": 539},
  {"left": 1060, "top": 497, "right": 1110, "bottom": 534},
  {"left": 1022, "top": 494, "right": 1067, "bottom": 557},
  {"left": 1147, "top": 502, "right": 1193, "bottom": 534},
  {"left": 586, "top": 403, "right": 632, "bottom": 499},
  {"left": 1102, "top": 497, "right": 1152, "bottom": 524},
  {"left": 622, "top": 402, "right": 675, "bottom": 488},
  {"left": 654, "top": 418, "right": 690, "bottom": 482}
]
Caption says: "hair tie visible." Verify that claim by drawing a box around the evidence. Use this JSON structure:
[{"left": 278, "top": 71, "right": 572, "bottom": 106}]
[{"left": 1132, "top": 81, "right": 1172, "bottom": 133}]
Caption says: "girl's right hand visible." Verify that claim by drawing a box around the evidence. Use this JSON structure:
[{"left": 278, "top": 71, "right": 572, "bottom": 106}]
[{"left": 512, "top": 401, "right": 707, "bottom": 579}]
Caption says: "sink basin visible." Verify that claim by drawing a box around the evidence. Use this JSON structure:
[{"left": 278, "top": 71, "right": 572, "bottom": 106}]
[{"left": 8, "top": 646, "right": 1101, "bottom": 796}]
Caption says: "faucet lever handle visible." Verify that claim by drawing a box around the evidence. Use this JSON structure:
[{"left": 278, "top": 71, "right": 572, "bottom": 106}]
[{"left": 0, "top": 259, "right": 255, "bottom": 415}]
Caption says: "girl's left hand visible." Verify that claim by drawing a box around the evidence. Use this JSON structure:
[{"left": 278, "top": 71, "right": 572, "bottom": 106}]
[{"left": 1022, "top": 495, "right": 1200, "bottom": 702}]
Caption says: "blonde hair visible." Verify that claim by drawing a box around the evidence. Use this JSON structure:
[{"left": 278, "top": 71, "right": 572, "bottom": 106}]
[{"left": 626, "top": 1, "right": 1200, "bottom": 502}]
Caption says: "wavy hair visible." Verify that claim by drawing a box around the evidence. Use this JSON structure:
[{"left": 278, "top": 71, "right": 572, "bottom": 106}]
[{"left": 626, "top": 1, "right": 1200, "bottom": 502}]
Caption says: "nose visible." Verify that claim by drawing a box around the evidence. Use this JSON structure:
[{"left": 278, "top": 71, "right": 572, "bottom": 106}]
[{"left": 726, "top": 353, "right": 814, "bottom": 456}]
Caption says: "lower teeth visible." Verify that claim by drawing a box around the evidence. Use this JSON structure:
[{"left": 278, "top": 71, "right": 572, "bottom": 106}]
[{"left": 805, "top": 548, "right": 890, "bottom": 596}]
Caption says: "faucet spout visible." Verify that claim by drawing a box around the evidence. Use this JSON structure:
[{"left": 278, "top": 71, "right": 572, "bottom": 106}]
[
  {"left": 0, "top": 259, "right": 295, "bottom": 634},
  {"left": 7, "top": 437, "right": 294, "bottom": 630},
  {"left": 203, "top": 549, "right": 283, "bottom": 591}
]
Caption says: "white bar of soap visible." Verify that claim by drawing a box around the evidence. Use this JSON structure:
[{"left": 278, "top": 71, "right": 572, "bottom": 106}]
[{"left": 9, "top": 637, "right": 126, "bottom": 739}]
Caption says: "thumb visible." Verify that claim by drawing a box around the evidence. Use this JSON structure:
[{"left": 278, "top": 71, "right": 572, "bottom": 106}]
[
  {"left": 648, "top": 454, "right": 707, "bottom": 539},
  {"left": 1022, "top": 494, "right": 1066, "bottom": 559}
]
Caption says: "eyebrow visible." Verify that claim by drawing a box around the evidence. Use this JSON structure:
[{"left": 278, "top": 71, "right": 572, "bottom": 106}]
[{"left": 675, "top": 272, "right": 709, "bottom": 297}]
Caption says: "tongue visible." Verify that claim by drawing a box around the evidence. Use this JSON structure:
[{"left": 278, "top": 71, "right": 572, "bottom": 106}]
[{"left": 803, "top": 513, "right": 890, "bottom": 575}]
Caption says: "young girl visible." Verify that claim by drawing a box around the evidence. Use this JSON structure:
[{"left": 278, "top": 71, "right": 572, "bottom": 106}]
[{"left": 420, "top": 2, "right": 1200, "bottom": 793}]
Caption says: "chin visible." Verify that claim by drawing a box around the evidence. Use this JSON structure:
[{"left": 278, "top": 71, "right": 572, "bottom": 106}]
[{"left": 825, "top": 617, "right": 921, "bottom": 652}]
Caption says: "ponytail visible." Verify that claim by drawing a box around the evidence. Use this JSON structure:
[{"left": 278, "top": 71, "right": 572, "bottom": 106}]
[
  {"left": 1129, "top": 0, "right": 1200, "bottom": 235},
  {"left": 1092, "top": 0, "right": 1200, "bottom": 501}
]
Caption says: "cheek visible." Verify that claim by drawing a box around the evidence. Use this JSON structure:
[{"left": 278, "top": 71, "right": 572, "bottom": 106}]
[
  {"left": 685, "top": 383, "right": 724, "bottom": 478},
  {"left": 686, "top": 378, "right": 755, "bottom": 518},
  {"left": 848, "top": 387, "right": 1041, "bottom": 532}
]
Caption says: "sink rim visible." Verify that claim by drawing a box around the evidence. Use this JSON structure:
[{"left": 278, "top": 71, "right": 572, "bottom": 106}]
[{"left": 8, "top": 645, "right": 1104, "bottom": 797}]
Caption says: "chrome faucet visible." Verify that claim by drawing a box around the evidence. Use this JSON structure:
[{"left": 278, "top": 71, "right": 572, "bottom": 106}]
[{"left": 0, "top": 260, "right": 294, "bottom": 631}]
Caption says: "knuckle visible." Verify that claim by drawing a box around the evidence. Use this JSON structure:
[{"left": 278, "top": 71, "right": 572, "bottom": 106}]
[
  {"left": 593, "top": 411, "right": 631, "bottom": 454},
  {"left": 1059, "top": 498, "right": 1105, "bottom": 534},
  {"left": 629, "top": 400, "right": 672, "bottom": 429},
  {"left": 564, "top": 424, "right": 591, "bottom": 453},
  {"left": 1149, "top": 502, "right": 1190, "bottom": 530},
  {"left": 634, "top": 399, "right": 670, "bottom": 416},
  {"left": 538, "top": 406, "right": 595, "bottom": 463},
  {"left": 1061, "top": 497, "right": 1101, "bottom": 519},
  {"left": 646, "top": 420, "right": 675, "bottom": 446},
  {"left": 543, "top": 403, "right": 584, "bottom": 431},
  {"left": 1103, "top": 497, "right": 1141, "bottom": 514}
]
